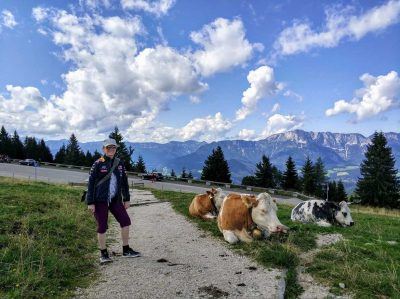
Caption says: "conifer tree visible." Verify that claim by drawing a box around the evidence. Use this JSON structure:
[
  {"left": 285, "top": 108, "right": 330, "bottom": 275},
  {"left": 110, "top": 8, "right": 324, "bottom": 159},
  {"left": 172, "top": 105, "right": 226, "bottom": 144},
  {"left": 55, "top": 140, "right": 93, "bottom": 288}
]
[
  {"left": 109, "top": 126, "right": 134, "bottom": 171},
  {"left": 301, "top": 156, "right": 316, "bottom": 195},
  {"left": 201, "top": 146, "right": 231, "bottom": 183},
  {"left": 314, "top": 157, "right": 327, "bottom": 198},
  {"left": 64, "top": 134, "right": 84, "bottom": 165},
  {"left": 85, "top": 150, "right": 93, "bottom": 166},
  {"left": 11, "top": 130, "right": 25, "bottom": 159},
  {"left": 0, "top": 126, "right": 12, "bottom": 156},
  {"left": 135, "top": 155, "right": 146, "bottom": 173},
  {"left": 24, "top": 137, "right": 39, "bottom": 160},
  {"left": 170, "top": 169, "right": 176, "bottom": 177},
  {"left": 93, "top": 150, "right": 102, "bottom": 162},
  {"left": 336, "top": 180, "right": 348, "bottom": 202},
  {"left": 38, "top": 139, "right": 53, "bottom": 162},
  {"left": 328, "top": 181, "right": 338, "bottom": 202},
  {"left": 355, "top": 132, "right": 400, "bottom": 208},
  {"left": 181, "top": 167, "right": 187, "bottom": 178},
  {"left": 54, "top": 144, "right": 66, "bottom": 164},
  {"left": 188, "top": 171, "right": 193, "bottom": 179},
  {"left": 254, "top": 155, "right": 275, "bottom": 188},
  {"left": 282, "top": 156, "right": 299, "bottom": 190},
  {"left": 242, "top": 175, "right": 256, "bottom": 186}
]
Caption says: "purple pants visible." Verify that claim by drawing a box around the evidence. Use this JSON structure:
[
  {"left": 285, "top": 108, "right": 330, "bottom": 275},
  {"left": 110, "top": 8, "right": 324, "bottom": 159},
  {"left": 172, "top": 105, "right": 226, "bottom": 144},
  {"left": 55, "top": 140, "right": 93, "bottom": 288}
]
[{"left": 94, "top": 201, "right": 131, "bottom": 233}]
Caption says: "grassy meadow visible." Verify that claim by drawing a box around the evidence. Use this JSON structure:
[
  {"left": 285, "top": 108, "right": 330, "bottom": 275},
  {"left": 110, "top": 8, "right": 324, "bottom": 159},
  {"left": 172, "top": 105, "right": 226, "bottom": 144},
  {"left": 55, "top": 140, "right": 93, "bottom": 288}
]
[{"left": 0, "top": 177, "right": 98, "bottom": 298}]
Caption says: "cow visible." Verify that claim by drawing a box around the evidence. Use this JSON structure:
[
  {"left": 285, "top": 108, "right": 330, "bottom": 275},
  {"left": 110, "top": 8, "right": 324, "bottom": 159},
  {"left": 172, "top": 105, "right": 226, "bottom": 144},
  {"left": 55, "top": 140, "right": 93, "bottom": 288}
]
[
  {"left": 291, "top": 200, "right": 354, "bottom": 227},
  {"left": 217, "top": 192, "right": 288, "bottom": 244},
  {"left": 189, "top": 188, "right": 224, "bottom": 220}
]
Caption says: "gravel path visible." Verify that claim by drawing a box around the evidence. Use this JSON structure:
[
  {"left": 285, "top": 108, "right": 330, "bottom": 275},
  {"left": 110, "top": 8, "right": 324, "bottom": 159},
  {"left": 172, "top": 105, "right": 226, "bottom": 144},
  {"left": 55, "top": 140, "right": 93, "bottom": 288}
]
[{"left": 76, "top": 191, "right": 285, "bottom": 299}]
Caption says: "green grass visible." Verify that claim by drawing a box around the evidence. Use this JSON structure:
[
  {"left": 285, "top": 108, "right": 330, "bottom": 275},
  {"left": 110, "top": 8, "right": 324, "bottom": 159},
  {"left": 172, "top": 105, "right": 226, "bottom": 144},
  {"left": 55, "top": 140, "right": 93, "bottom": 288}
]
[
  {"left": 0, "top": 177, "right": 98, "bottom": 298},
  {"left": 147, "top": 187, "right": 400, "bottom": 299}
]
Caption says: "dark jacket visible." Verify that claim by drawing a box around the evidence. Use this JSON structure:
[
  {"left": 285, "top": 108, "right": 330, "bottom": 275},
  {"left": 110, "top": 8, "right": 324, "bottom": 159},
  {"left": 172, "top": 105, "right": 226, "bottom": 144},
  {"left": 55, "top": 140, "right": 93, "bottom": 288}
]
[{"left": 86, "top": 155, "right": 130, "bottom": 205}]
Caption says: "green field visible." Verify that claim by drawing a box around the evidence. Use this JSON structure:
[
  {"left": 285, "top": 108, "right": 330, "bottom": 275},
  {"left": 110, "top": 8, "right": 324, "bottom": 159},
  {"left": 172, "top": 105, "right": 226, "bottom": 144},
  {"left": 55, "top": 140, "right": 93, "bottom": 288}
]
[
  {"left": 147, "top": 188, "right": 400, "bottom": 299},
  {"left": 0, "top": 177, "right": 98, "bottom": 298}
]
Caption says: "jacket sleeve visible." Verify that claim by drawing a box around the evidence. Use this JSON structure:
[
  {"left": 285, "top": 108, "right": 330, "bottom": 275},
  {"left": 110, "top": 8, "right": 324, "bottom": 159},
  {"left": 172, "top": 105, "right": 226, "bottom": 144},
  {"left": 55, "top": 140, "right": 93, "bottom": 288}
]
[
  {"left": 86, "top": 161, "right": 99, "bottom": 205},
  {"left": 121, "top": 161, "right": 130, "bottom": 202}
]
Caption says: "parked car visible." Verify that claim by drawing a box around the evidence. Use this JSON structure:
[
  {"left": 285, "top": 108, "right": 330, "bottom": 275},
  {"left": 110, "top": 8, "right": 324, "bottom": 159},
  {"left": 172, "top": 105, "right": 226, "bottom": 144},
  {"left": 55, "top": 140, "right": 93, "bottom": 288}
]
[
  {"left": 0, "top": 154, "right": 11, "bottom": 163},
  {"left": 19, "top": 159, "right": 39, "bottom": 167},
  {"left": 142, "top": 172, "right": 164, "bottom": 181}
]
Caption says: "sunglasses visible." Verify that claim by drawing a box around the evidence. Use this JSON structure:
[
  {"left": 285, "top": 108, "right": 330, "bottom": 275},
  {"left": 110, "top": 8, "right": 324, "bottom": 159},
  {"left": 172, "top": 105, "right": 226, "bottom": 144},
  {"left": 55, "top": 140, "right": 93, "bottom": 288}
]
[{"left": 106, "top": 145, "right": 117, "bottom": 149}]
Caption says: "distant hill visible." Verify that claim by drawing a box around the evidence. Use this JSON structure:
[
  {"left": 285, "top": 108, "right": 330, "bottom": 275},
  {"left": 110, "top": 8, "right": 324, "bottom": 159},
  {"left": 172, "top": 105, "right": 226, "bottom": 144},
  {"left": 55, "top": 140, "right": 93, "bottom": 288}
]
[{"left": 46, "top": 130, "right": 400, "bottom": 192}]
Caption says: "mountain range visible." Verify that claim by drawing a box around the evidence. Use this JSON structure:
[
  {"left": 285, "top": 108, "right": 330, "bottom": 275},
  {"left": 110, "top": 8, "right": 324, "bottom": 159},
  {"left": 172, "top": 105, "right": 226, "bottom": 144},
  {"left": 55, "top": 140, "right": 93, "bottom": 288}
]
[{"left": 46, "top": 130, "right": 400, "bottom": 193}]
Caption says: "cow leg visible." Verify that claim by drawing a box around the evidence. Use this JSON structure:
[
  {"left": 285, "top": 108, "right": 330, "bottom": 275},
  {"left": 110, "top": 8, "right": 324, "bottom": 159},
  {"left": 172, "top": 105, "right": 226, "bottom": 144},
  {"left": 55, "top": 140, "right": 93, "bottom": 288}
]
[
  {"left": 236, "top": 229, "right": 253, "bottom": 243},
  {"left": 222, "top": 230, "right": 239, "bottom": 244},
  {"left": 316, "top": 220, "right": 332, "bottom": 227}
]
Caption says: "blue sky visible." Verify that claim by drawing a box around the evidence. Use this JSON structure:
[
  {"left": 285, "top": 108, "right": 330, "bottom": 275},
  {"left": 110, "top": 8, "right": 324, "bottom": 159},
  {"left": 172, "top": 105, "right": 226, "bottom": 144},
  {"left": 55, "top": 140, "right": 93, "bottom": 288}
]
[{"left": 0, "top": 0, "right": 399, "bottom": 142}]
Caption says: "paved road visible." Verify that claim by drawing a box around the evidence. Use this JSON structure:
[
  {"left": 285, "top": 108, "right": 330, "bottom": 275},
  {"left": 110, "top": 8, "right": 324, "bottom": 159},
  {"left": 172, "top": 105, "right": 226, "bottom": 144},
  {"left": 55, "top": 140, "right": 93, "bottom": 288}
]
[{"left": 0, "top": 163, "right": 302, "bottom": 206}]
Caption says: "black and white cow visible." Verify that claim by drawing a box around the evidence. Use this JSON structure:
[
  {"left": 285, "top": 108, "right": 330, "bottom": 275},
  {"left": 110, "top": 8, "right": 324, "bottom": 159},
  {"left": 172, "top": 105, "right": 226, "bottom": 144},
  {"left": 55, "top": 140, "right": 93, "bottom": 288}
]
[{"left": 291, "top": 200, "right": 354, "bottom": 227}]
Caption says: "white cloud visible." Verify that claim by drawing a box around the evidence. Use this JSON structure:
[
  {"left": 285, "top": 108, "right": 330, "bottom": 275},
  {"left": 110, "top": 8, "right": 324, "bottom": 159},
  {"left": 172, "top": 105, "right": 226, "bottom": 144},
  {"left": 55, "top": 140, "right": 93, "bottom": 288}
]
[
  {"left": 1, "top": 10, "right": 17, "bottom": 29},
  {"left": 325, "top": 71, "right": 400, "bottom": 121},
  {"left": 125, "top": 112, "right": 232, "bottom": 143},
  {"left": 80, "top": 0, "right": 112, "bottom": 9},
  {"left": 190, "top": 18, "right": 262, "bottom": 77},
  {"left": 271, "top": 103, "right": 280, "bottom": 113},
  {"left": 260, "top": 113, "right": 304, "bottom": 138},
  {"left": 235, "top": 65, "right": 282, "bottom": 121},
  {"left": 238, "top": 129, "right": 256, "bottom": 140},
  {"left": 283, "top": 90, "right": 303, "bottom": 102},
  {"left": 273, "top": 0, "right": 400, "bottom": 57},
  {"left": 189, "top": 95, "right": 201, "bottom": 104},
  {"left": 121, "top": 0, "right": 175, "bottom": 16},
  {"left": 0, "top": 7, "right": 209, "bottom": 141}
]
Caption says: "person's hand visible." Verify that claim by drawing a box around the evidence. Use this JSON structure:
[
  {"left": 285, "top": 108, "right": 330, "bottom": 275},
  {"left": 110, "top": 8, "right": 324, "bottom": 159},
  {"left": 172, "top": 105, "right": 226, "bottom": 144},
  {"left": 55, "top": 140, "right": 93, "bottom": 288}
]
[
  {"left": 124, "top": 201, "right": 130, "bottom": 210},
  {"left": 88, "top": 204, "right": 95, "bottom": 214}
]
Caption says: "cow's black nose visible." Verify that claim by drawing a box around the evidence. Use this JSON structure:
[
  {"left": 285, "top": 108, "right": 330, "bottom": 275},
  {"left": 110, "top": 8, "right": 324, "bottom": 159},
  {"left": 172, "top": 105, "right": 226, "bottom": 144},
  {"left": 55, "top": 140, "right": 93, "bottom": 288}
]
[{"left": 350, "top": 222, "right": 355, "bottom": 226}]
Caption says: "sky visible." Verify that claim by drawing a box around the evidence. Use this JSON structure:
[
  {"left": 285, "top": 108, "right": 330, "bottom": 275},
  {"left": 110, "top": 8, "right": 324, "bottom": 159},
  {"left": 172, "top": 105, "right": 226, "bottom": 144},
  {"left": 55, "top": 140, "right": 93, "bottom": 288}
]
[{"left": 0, "top": 0, "right": 399, "bottom": 143}]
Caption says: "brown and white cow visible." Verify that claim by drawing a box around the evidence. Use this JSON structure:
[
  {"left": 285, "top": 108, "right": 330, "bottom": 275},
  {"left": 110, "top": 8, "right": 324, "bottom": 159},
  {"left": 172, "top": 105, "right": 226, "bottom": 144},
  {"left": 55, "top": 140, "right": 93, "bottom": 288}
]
[
  {"left": 218, "top": 192, "right": 288, "bottom": 244},
  {"left": 189, "top": 188, "right": 224, "bottom": 220}
]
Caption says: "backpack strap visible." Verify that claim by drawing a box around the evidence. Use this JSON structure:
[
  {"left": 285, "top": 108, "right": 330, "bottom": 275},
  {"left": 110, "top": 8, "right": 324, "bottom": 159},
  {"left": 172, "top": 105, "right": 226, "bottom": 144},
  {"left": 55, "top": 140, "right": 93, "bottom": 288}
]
[{"left": 95, "top": 157, "right": 120, "bottom": 188}]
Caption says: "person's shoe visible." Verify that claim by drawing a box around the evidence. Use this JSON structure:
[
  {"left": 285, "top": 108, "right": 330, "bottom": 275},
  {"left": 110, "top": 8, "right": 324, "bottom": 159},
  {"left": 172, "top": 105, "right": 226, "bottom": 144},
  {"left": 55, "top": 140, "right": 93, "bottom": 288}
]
[
  {"left": 99, "top": 250, "right": 113, "bottom": 264},
  {"left": 122, "top": 247, "right": 141, "bottom": 258}
]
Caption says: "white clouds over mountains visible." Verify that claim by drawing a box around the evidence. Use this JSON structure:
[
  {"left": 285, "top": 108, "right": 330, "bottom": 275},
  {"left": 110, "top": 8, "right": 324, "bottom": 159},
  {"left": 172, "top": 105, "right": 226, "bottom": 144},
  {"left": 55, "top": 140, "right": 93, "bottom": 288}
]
[
  {"left": 326, "top": 71, "right": 400, "bottom": 121},
  {"left": 273, "top": 0, "right": 400, "bottom": 57}
]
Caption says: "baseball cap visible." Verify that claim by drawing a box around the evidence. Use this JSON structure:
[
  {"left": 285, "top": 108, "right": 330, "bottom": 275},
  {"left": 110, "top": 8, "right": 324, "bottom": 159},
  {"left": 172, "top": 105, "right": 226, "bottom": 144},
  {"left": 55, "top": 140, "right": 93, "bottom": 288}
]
[{"left": 103, "top": 138, "right": 119, "bottom": 148}]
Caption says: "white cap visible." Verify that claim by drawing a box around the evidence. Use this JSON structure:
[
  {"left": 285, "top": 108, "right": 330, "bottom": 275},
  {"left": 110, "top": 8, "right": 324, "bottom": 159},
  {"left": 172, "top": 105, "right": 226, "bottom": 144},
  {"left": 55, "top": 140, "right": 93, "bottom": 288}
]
[{"left": 103, "top": 138, "right": 119, "bottom": 147}]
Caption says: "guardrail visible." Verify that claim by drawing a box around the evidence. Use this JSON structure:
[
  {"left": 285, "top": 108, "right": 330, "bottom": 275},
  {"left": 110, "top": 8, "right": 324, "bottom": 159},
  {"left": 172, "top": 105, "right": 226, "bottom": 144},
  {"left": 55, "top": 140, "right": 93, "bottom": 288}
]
[{"left": 4, "top": 158, "right": 314, "bottom": 199}]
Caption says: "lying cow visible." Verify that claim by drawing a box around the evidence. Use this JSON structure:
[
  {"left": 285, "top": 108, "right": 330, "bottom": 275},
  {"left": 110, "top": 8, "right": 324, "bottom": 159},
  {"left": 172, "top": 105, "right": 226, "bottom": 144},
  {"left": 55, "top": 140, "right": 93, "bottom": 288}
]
[
  {"left": 291, "top": 200, "right": 354, "bottom": 227},
  {"left": 218, "top": 192, "right": 288, "bottom": 244},
  {"left": 189, "top": 188, "right": 224, "bottom": 220}
]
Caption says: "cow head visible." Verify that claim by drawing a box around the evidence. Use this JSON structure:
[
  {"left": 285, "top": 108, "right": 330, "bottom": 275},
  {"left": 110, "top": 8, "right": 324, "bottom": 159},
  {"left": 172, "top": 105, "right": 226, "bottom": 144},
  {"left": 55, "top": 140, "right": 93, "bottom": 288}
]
[
  {"left": 251, "top": 193, "right": 288, "bottom": 234},
  {"left": 334, "top": 201, "right": 354, "bottom": 226},
  {"left": 211, "top": 187, "right": 225, "bottom": 210}
]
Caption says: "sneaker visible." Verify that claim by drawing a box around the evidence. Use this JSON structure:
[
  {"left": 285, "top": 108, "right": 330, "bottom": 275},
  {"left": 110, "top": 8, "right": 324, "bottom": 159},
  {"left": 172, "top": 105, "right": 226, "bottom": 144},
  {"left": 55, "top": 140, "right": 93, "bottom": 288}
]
[
  {"left": 122, "top": 247, "right": 141, "bottom": 258},
  {"left": 99, "top": 251, "right": 113, "bottom": 264}
]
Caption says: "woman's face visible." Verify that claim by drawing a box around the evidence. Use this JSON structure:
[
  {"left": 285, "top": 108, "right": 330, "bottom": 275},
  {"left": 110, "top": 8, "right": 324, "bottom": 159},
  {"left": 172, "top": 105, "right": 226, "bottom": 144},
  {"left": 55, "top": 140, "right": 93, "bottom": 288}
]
[{"left": 103, "top": 145, "right": 117, "bottom": 158}]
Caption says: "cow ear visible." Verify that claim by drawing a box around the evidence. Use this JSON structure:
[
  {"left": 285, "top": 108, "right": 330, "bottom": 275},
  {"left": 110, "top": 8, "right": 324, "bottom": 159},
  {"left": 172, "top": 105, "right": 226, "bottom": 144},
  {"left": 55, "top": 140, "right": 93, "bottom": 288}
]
[
  {"left": 206, "top": 191, "right": 212, "bottom": 195},
  {"left": 253, "top": 199, "right": 259, "bottom": 208}
]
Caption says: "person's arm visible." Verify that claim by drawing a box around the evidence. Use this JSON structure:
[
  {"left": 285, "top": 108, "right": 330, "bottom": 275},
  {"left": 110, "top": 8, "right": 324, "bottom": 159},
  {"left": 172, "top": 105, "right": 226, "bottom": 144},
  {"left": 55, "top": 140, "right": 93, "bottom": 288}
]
[
  {"left": 121, "top": 162, "right": 130, "bottom": 202},
  {"left": 86, "top": 161, "right": 99, "bottom": 205}
]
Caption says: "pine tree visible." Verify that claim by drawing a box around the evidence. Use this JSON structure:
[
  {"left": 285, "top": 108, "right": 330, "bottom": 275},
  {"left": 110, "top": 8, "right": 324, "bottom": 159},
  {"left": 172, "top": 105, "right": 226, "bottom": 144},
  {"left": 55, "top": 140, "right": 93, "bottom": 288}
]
[
  {"left": 355, "top": 132, "right": 400, "bottom": 208},
  {"left": 254, "top": 155, "right": 275, "bottom": 188},
  {"left": 242, "top": 175, "right": 256, "bottom": 186},
  {"left": 93, "top": 150, "right": 102, "bottom": 161},
  {"left": 85, "top": 151, "right": 93, "bottom": 166},
  {"left": 109, "top": 126, "right": 134, "bottom": 171},
  {"left": 135, "top": 155, "right": 146, "bottom": 173},
  {"left": 188, "top": 171, "right": 193, "bottom": 179},
  {"left": 328, "top": 181, "right": 338, "bottom": 202},
  {"left": 0, "top": 126, "right": 12, "bottom": 156},
  {"left": 11, "top": 130, "right": 25, "bottom": 159},
  {"left": 24, "top": 137, "right": 39, "bottom": 160},
  {"left": 181, "top": 167, "right": 187, "bottom": 178},
  {"left": 201, "top": 146, "right": 231, "bottom": 183},
  {"left": 37, "top": 139, "right": 53, "bottom": 162},
  {"left": 301, "top": 156, "right": 316, "bottom": 195},
  {"left": 64, "top": 134, "right": 84, "bottom": 165},
  {"left": 314, "top": 157, "right": 327, "bottom": 198},
  {"left": 336, "top": 180, "right": 348, "bottom": 202},
  {"left": 272, "top": 166, "right": 282, "bottom": 188},
  {"left": 54, "top": 144, "right": 66, "bottom": 164},
  {"left": 170, "top": 169, "right": 176, "bottom": 177},
  {"left": 282, "top": 156, "right": 299, "bottom": 190}
]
